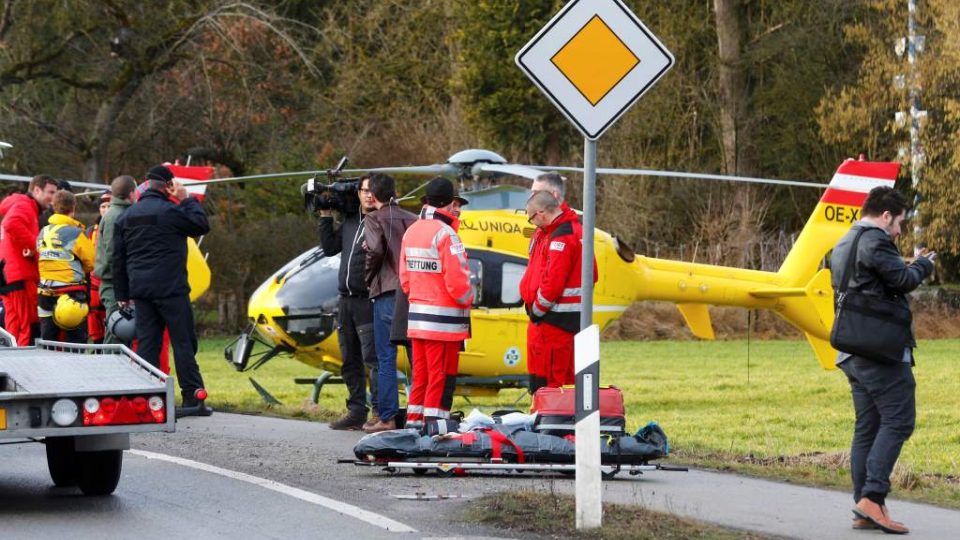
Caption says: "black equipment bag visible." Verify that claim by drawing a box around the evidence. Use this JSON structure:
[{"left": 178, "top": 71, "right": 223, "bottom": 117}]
[{"left": 829, "top": 228, "right": 912, "bottom": 364}]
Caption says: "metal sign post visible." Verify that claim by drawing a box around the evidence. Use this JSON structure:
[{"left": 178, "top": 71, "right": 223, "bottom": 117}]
[{"left": 516, "top": 0, "right": 674, "bottom": 530}]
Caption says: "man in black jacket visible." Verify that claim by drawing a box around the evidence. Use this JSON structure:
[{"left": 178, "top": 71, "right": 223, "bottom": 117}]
[
  {"left": 114, "top": 165, "right": 212, "bottom": 417},
  {"left": 318, "top": 175, "right": 378, "bottom": 430},
  {"left": 831, "top": 186, "right": 935, "bottom": 533}
]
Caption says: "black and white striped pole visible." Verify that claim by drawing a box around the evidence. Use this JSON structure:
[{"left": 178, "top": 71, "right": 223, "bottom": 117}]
[
  {"left": 576, "top": 139, "right": 602, "bottom": 529},
  {"left": 514, "top": 0, "right": 675, "bottom": 531}
]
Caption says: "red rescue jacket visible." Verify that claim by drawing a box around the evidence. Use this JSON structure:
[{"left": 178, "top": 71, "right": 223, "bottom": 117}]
[
  {"left": 399, "top": 206, "right": 474, "bottom": 341},
  {"left": 520, "top": 203, "right": 597, "bottom": 333},
  {"left": 0, "top": 193, "right": 42, "bottom": 283}
]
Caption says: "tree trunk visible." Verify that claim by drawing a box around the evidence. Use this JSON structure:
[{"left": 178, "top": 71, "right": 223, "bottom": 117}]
[
  {"left": 84, "top": 74, "right": 143, "bottom": 181},
  {"left": 713, "top": 0, "right": 755, "bottom": 176}
]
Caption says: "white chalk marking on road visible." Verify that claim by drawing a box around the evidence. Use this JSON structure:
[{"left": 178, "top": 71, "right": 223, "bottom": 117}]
[{"left": 129, "top": 449, "right": 416, "bottom": 533}]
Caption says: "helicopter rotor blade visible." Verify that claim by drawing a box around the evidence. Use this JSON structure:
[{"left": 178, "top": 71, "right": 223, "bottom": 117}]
[
  {"left": 179, "top": 171, "right": 324, "bottom": 187},
  {"left": 0, "top": 173, "right": 109, "bottom": 192},
  {"left": 339, "top": 164, "right": 460, "bottom": 177},
  {"left": 475, "top": 163, "right": 544, "bottom": 180},
  {"left": 527, "top": 165, "right": 826, "bottom": 189},
  {"left": 183, "top": 164, "right": 462, "bottom": 188}
]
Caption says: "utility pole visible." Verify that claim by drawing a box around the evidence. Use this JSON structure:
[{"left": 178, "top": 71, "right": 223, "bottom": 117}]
[{"left": 893, "top": 0, "right": 926, "bottom": 253}]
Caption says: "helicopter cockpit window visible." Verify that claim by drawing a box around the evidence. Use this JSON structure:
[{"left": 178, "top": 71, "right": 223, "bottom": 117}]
[
  {"left": 501, "top": 262, "right": 525, "bottom": 305},
  {"left": 468, "top": 259, "right": 483, "bottom": 306}
]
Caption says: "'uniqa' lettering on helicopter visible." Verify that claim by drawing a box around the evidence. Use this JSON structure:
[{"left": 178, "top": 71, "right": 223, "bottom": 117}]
[
  {"left": 406, "top": 257, "right": 441, "bottom": 273},
  {"left": 460, "top": 220, "right": 523, "bottom": 234}
]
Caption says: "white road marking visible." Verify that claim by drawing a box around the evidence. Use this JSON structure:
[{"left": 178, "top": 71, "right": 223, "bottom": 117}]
[{"left": 129, "top": 449, "right": 416, "bottom": 533}]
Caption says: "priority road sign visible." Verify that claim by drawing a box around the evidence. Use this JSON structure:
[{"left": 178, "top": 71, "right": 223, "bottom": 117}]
[{"left": 515, "top": 0, "right": 674, "bottom": 140}]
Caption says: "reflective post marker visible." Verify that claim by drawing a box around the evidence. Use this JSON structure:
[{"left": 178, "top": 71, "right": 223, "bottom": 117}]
[{"left": 575, "top": 324, "right": 601, "bottom": 528}]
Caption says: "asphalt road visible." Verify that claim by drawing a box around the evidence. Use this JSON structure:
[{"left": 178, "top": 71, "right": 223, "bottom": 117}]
[{"left": 3, "top": 413, "right": 959, "bottom": 539}]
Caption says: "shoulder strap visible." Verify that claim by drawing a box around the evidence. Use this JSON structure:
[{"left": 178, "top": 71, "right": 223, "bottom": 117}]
[{"left": 837, "top": 227, "right": 870, "bottom": 294}]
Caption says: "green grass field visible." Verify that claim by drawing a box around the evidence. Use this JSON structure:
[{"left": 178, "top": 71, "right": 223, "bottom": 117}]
[{"left": 193, "top": 337, "right": 960, "bottom": 506}]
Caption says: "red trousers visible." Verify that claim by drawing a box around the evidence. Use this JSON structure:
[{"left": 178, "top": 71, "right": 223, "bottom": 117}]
[
  {"left": 87, "top": 285, "right": 105, "bottom": 343},
  {"left": 132, "top": 330, "right": 171, "bottom": 373},
  {"left": 406, "top": 338, "right": 459, "bottom": 424},
  {"left": 527, "top": 322, "right": 575, "bottom": 387},
  {"left": 2, "top": 283, "right": 38, "bottom": 346}
]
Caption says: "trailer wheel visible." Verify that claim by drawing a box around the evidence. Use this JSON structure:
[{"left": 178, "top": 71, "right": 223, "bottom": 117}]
[
  {"left": 76, "top": 450, "right": 123, "bottom": 496},
  {"left": 412, "top": 468, "right": 428, "bottom": 476},
  {"left": 45, "top": 437, "right": 78, "bottom": 487}
]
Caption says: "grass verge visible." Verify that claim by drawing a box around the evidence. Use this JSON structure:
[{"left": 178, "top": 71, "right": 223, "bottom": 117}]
[
  {"left": 193, "top": 337, "right": 960, "bottom": 508},
  {"left": 466, "top": 490, "right": 772, "bottom": 539}
]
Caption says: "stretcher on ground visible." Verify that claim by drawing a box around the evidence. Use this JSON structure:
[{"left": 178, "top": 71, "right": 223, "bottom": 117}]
[{"left": 347, "top": 412, "right": 684, "bottom": 478}]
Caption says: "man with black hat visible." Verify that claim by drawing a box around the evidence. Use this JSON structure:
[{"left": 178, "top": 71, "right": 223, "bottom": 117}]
[
  {"left": 113, "top": 165, "right": 212, "bottom": 417},
  {"left": 398, "top": 177, "right": 473, "bottom": 434}
]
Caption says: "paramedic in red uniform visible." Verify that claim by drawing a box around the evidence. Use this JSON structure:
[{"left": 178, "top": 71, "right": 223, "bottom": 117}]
[
  {"left": 520, "top": 185, "right": 593, "bottom": 392},
  {"left": 0, "top": 175, "right": 59, "bottom": 345},
  {"left": 399, "top": 177, "right": 473, "bottom": 434}
]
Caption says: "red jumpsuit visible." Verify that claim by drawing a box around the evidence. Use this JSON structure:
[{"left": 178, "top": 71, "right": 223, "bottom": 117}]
[
  {"left": 0, "top": 194, "right": 41, "bottom": 346},
  {"left": 519, "top": 203, "right": 596, "bottom": 388},
  {"left": 87, "top": 224, "right": 106, "bottom": 343},
  {"left": 399, "top": 206, "right": 473, "bottom": 429}
]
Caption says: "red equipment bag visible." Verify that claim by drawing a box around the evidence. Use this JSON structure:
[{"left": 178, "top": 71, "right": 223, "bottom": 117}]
[{"left": 531, "top": 386, "right": 626, "bottom": 435}]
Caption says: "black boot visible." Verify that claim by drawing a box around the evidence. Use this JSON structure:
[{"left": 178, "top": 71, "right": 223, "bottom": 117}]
[{"left": 330, "top": 409, "right": 367, "bottom": 430}]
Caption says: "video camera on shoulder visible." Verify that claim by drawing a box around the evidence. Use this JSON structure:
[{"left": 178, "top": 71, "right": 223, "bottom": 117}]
[{"left": 302, "top": 156, "right": 360, "bottom": 214}]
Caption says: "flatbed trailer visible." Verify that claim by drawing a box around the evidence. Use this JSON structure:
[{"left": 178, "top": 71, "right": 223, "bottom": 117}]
[{"left": 0, "top": 331, "right": 174, "bottom": 495}]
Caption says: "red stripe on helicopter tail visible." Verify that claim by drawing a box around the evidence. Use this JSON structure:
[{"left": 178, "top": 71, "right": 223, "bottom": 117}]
[
  {"left": 819, "top": 160, "right": 900, "bottom": 207},
  {"left": 834, "top": 160, "right": 900, "bottom": 181},
  {"left": 821, "top": 188, "right": 868, "bottom": 207},
  {"left": 167, "top": 164, "right": 213, "bottom": 201}
]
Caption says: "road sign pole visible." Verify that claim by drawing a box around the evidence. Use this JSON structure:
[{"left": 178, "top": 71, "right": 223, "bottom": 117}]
[
  {"left": 575, "top": 137, "right": 601, "bottom": 530},
  {"left": 515, "top": 0, "right": 674, "bottom": 532},
  {"left": 581, "top": 138, "right": 596, "bottom": 331}
]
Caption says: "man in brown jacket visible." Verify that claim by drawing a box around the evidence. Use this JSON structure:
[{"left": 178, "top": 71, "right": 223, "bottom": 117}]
[{"left": 363, "top": 173, "right": 417, "bottom": 432}]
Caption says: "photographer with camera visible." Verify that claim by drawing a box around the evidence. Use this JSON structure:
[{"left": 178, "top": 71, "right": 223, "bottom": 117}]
[{"left": 317, "top": 174, "right": 379, "bottom": 430}]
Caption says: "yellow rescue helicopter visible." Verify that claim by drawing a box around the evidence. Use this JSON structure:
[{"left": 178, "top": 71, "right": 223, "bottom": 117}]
[{"left": 221, "top": 149, "right": 898, "bottom": 397}]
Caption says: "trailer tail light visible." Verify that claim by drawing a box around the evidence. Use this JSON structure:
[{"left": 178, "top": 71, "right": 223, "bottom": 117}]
[{"left": 82, "top": 396, "right": 166, "bottom": 426}]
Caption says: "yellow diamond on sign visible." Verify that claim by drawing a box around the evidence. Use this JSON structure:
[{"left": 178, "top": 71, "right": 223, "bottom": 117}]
[{"left": 551, "top": 15, "right": 640, "bottom": 106}]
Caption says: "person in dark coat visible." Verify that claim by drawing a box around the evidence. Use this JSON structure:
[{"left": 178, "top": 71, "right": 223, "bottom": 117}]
[
  {"left": 318, "top": 175, "right": 378, "bottom": 430},
  {"left": 114, "top": 165, "right": 212, "bottom": 417},
  {"left": 831, "top": 186, "right": 935, "bottom": 533}
]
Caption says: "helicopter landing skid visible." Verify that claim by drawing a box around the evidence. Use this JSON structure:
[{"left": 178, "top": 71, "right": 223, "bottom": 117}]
[{"left": 224, "top": 326, "right": 292, "bottom": 372}]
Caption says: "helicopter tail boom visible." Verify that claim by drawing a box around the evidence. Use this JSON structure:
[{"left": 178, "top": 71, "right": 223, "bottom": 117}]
[{"left": 625, "top": 159, "right": 899, "bottom": 368}]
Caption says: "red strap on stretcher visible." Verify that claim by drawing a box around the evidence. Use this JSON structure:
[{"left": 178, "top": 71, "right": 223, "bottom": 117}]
[{"left": 485, "top": 429, "right": 525, "bottom": 464}]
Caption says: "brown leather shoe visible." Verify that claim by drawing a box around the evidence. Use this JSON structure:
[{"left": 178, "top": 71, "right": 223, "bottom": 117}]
[
  {"left": 853, "top": 498, "right": 909, "bottom": 534},
  {"left": 362, "top": 415, "right": 380, "bottom": 431},
  {"left": 852, "top": 517, "right": 877, "bottom": 530},
  {"left": 363, "top": 418, "right": 396, "bottom": 433}
]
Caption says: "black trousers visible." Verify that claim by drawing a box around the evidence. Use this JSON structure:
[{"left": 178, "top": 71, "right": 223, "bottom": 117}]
[
  {"left": 135, "top": 295, "right": 204, "bottom": 398},
  {"left": 38, "top": 294, "right": 88, "bottom": 344},
  {"left": 337, "top": 295, "right": 377, "bottom": 416},
  {"left": 839, "top": 356, "right": 916, "bottom": 502}
]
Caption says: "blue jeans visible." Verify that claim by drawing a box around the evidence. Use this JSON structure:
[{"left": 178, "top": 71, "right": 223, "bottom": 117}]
[{"left": 373, "top": 292, "right": 398, "bottom": 422}]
